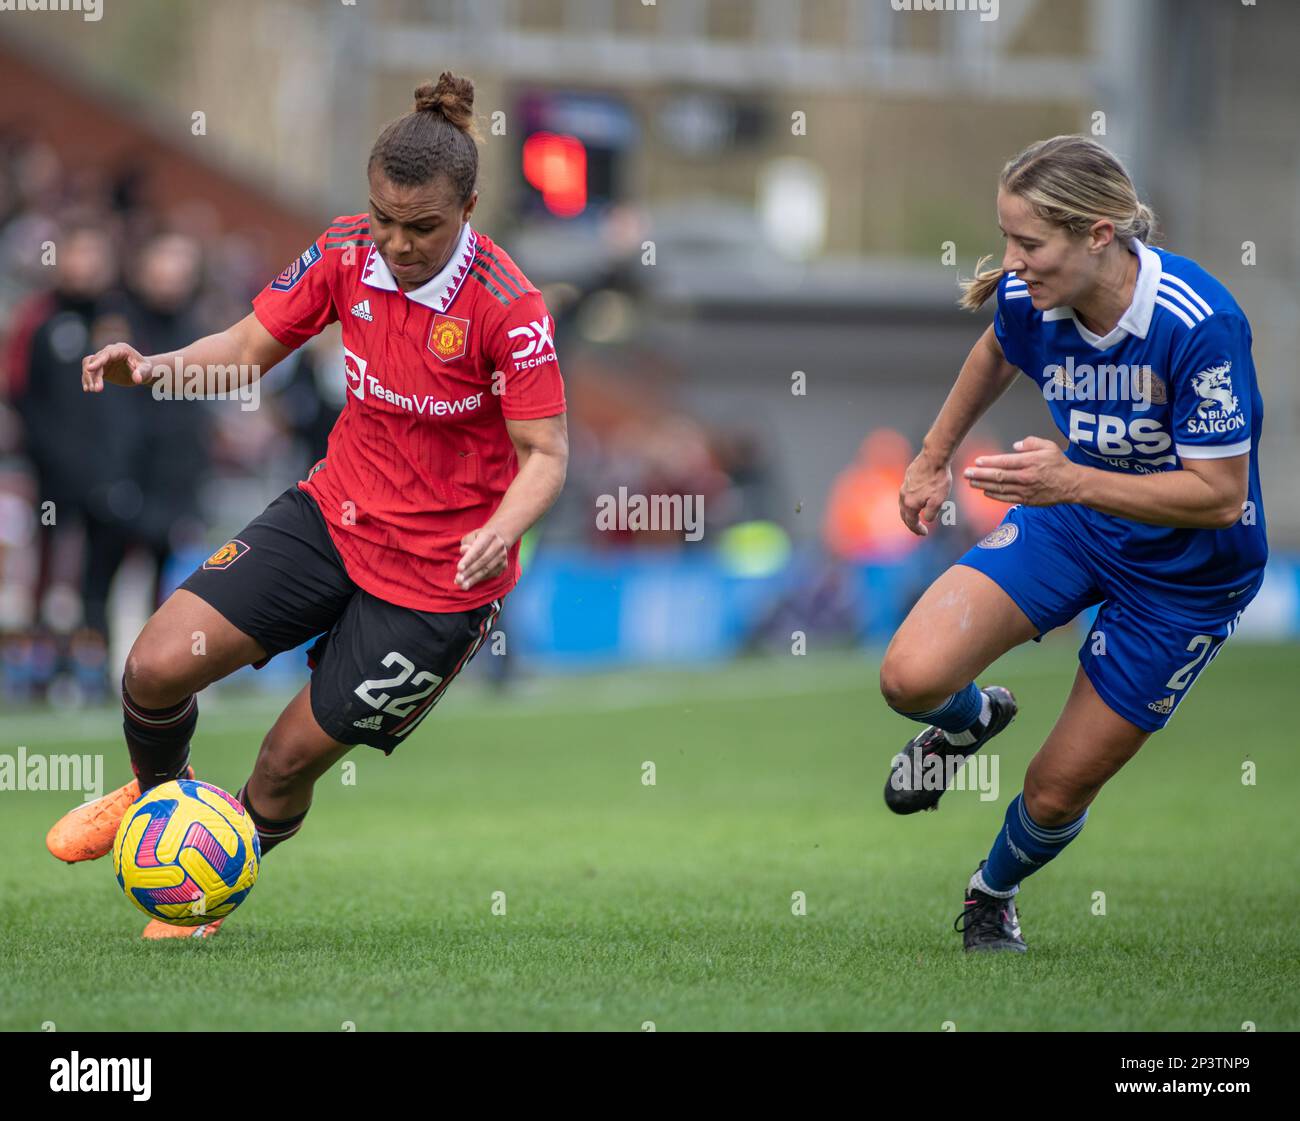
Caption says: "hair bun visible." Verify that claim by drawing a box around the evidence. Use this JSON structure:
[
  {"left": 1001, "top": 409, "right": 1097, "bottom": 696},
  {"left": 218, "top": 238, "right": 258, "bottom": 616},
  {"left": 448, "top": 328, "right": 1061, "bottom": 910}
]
[{"left": 413, "top": 73, "right": 475, "bottom": 133}]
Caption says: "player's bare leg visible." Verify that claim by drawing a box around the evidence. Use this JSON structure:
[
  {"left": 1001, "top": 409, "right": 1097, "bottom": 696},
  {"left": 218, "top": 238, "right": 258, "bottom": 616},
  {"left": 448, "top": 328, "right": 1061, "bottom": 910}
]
[
  {"left": 46, "top": 589, "right": 266, "bottom": 864},
  {"left": 880, "top": 565, "right": 1038, "bottom": 814},
  {"left": 1022, "top": 668, "right": 1149, "bottom": 826},
  {"left": 125, "top": 588, "right": 268, "bottom": 707},
  {"left": 880, "top": 564, "right": 1037, "bottom": 711},
  {"left": 241, "top": 684, "right": 352, "bottom": 831}
]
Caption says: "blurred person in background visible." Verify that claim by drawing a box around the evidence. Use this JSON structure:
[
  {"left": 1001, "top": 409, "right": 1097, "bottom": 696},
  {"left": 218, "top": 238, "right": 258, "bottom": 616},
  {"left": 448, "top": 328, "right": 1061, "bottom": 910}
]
[
  {"left": 124, "top": 231, "right": 212, "bottom": 606},
  {"left": 713, "top": 429, "right": 777, "bottom": 528},
  {"left": 0, "top": 138, "right": 66, "bottom": 313},
  {"left": 8, "top": 220, "right": 137, "bottom": 701},
  {"left": 825, "top": 429, "right": 923, "bottom": 564},
  {"left": 270, "top": 335, "right": 344, "bottom": 475}
]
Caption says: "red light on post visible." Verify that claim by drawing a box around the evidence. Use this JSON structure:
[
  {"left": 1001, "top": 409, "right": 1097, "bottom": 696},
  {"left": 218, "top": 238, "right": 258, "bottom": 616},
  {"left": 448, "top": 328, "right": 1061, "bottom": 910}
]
[{"left": 522, "top": 131, "right": 588, "bottom": 218}]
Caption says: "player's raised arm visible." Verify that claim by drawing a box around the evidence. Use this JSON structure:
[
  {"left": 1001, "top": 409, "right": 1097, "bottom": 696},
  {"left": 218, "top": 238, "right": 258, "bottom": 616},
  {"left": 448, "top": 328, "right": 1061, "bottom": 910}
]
[
  {"left": 81, "top": 310, "right": 293, "bottom": 394},
  {"left": 900, "top": 324, "right": 1020, "bottom": 536}
]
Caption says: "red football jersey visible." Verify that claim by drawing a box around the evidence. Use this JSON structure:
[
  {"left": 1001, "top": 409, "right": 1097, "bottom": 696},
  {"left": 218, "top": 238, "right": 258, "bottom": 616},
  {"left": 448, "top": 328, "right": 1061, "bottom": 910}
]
[{"left": 252, "top": 215, "right": 566, "bottom": 612}]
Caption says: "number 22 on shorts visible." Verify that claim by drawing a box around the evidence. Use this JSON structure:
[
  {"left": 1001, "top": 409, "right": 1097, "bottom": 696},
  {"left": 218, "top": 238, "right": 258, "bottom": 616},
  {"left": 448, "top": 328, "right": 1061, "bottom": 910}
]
[{"left": 355, "top": 651, "right": 443, "bottom": 718}]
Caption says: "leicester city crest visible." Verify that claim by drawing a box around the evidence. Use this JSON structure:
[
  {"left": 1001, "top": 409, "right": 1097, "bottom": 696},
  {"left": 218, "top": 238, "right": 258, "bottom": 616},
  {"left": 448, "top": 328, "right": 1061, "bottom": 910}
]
[{"left": 977, "top": 524, "right": 1019, "bottom": 549}]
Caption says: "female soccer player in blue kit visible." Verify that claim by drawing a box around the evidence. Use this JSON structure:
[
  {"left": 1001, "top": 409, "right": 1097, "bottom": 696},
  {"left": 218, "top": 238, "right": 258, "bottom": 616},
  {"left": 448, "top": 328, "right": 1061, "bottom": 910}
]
[{"left": 880, "top": 136, "right": 1267, "bottom": 952}]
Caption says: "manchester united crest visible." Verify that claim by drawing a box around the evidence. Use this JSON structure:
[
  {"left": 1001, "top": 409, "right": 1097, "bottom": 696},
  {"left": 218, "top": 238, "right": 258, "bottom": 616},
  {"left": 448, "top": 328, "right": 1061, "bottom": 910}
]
[
  {"left": 427, "top": 314, "right": 469, "bottom": 363},
  {"left": 203, "top": 539, "right": 250, "bottom": 570}
]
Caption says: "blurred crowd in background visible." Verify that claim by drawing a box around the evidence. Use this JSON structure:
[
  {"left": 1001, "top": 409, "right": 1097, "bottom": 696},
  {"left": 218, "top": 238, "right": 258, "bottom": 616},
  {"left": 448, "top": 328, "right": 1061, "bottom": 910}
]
[{"left": 0, "top": 134, "right": 342, "bottom": 705}]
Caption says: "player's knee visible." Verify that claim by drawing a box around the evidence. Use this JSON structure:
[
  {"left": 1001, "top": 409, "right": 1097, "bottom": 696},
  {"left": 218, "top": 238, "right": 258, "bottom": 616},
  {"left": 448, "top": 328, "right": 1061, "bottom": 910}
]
[
  {"left": 124, "top": 641, "right": 194, "bottom": 709},
  {"left": 253, "top": 736, "right": 317, "bottom": 795},
  {"left": 1021, "top": 782, "right": 1084, "bottom": 828},
  {"left": 253, "top": 750, "right": 309, "bottom": 797},
  {"left": 879, "top": 652, "right": 942, "bottom": 714}
]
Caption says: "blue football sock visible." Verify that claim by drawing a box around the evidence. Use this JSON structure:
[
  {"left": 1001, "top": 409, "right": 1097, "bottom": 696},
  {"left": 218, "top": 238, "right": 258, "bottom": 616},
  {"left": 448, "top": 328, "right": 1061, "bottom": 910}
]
[
  {"left": 977, "top": 792, "right": 1088, "bottom": 897},
  {"left": 894, "top": 681, "right": 988, "bottom": 745}
]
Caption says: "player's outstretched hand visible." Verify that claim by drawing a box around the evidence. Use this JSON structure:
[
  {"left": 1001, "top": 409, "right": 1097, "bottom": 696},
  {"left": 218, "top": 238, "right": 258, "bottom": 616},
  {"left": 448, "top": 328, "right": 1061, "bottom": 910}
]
[
  {"left": 899, "top": 449, "right": 952, "bottom": 536},
  {"left": 82, "top": 342, "right": 153, "bottom": 392},
  {"left": 456, "top": 526, "right": 510, "bottom": 590}
]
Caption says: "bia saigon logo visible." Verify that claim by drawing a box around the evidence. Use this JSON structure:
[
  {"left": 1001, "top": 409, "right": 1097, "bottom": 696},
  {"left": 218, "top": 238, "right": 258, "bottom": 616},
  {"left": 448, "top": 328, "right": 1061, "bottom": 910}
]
[{"left": 1187, "top": 361, "right": 1243, "bottom": 435}]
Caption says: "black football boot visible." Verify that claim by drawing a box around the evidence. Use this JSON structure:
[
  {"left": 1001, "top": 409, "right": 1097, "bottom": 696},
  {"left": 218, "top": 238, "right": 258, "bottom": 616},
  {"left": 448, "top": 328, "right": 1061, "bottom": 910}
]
[
  {"left": 883, "top": 686, "right": 1017, "bottom": 815},
  {"left": 953, "top": 860, "right": 1028, "bottom": 953}
]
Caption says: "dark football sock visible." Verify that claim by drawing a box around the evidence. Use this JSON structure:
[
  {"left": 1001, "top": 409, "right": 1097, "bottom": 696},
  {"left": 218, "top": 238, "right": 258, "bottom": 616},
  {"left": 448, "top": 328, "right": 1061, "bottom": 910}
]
[
  {"left": 894, "top": 681, "right": 988, "bottom": 745},
  {"left": 237, "top": 782, "right": 310, "bottom": 855},
  {"left": 122, "top": 676, "right": 197, "bottom": 793}
]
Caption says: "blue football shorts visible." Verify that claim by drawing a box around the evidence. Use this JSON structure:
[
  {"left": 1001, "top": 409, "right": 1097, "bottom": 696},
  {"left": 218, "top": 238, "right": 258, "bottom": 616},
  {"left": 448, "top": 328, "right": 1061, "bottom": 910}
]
[{"left": 955, "top": 503, "right": 1258, "bottom": 732}]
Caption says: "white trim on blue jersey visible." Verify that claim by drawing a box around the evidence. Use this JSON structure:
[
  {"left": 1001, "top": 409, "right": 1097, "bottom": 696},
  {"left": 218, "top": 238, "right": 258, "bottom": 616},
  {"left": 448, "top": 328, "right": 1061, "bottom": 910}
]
[
  {"left": 1174, "top": 436, "right": 1252, "bottom": 460},
  {"left": 1003, "top": 276, "right": 1031, "bottom": 300},
  {"left": 1155, "top": 272, "right": 1215, "bottom": 330}
]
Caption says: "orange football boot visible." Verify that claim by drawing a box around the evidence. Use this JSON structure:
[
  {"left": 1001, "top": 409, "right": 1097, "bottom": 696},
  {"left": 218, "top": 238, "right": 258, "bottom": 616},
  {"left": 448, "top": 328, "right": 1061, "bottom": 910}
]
[
  {"left": 142, "top": 916, "right": 225, "bottom": 940},
  {"left": 45, "top": 765, "right": 195, "bottom": 864}
]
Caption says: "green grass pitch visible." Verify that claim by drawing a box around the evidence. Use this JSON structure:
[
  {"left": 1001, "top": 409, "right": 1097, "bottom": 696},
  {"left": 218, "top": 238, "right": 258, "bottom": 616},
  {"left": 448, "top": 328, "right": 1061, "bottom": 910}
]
[{"left": 2, "top": 640, "right": 1296, "bottom": 1031}]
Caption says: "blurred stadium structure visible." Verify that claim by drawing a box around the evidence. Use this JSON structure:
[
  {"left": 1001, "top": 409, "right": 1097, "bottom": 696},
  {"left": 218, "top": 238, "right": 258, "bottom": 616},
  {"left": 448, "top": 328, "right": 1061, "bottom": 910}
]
[{"left": 1, "top": 0, "right": 1297, "bottom": 699}]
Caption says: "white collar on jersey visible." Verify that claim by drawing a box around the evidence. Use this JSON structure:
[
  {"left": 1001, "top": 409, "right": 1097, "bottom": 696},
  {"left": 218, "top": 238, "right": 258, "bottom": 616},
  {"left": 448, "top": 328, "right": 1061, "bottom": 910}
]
[
  {"left": 1041, "top": 236, "right": 1161, "bottom": 350},
  {"left": 360, "top": 222, "right": 478, "bottom": 312}
]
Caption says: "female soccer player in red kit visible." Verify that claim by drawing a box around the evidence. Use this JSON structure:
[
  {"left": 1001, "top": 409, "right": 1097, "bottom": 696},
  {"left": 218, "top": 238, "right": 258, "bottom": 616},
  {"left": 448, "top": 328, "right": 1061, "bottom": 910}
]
[{"left": 46, "top": 74, "right": 569, "bottom": 938}]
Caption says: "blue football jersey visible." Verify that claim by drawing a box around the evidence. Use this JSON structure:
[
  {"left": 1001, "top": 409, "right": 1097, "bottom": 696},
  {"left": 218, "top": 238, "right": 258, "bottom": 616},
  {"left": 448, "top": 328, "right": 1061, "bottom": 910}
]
[{"left": 992, "top": 238, "right": 1267, "bottom": 608}]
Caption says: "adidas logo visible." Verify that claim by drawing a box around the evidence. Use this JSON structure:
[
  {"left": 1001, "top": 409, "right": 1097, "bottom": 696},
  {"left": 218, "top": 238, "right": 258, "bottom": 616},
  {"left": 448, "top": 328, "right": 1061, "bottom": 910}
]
[
  {"left": 1146, "top": 695, "right": 1175, "bottom": 715},
  {"left": 352, "top": 714, "right": 383, "bottom": 730},
  {"left": 350, "top": 299, "right": 373, "bottom": 321}
]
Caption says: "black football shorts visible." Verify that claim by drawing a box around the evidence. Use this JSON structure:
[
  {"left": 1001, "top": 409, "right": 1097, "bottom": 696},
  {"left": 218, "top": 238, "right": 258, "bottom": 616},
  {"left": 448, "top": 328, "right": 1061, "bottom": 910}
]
[{"left": 179, "top": 485, "right": 500, "bottom": 754}]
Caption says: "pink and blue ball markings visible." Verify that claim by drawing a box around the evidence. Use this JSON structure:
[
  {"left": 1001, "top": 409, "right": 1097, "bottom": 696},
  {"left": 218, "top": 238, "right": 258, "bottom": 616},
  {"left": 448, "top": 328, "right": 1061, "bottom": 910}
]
[{"left": 116, "top": 779, "right": 260, "bottom": 921}]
